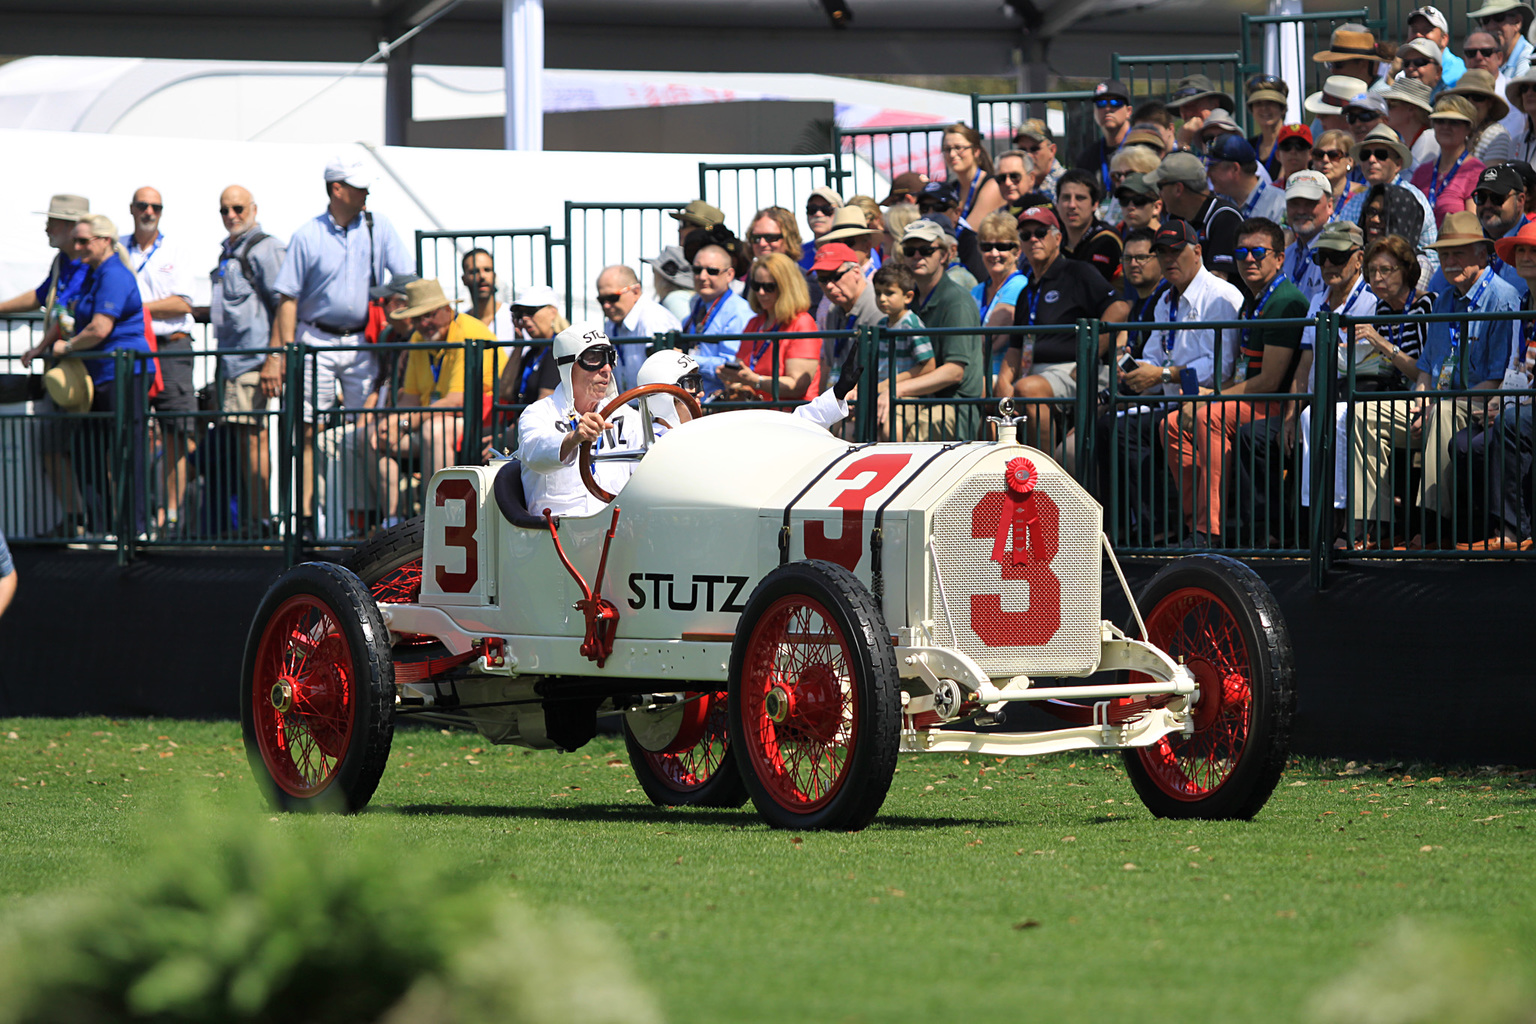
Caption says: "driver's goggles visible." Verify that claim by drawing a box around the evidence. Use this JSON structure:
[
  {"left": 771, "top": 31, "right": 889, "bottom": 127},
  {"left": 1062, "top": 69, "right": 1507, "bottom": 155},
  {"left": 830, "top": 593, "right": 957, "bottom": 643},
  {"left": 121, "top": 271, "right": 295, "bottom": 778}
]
[
  {"left": 677, "top": 371, "right": 703, "bottom": 393},
  {"left": 575, "top": 345, "right": 618, "bottom": 370}
]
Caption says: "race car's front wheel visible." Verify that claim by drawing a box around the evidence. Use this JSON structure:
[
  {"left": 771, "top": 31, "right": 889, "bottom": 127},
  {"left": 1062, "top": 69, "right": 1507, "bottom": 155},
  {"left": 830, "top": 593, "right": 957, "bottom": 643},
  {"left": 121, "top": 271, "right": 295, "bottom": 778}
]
[
  {"left": 1122, "top": 554, "right": 1295, "bottom": 820},
  {"left": 728, "top": 560, "right": 900, "bottom": 831},
  {"left": 241, "top": 562, "right": 395, "bottom": 812},
  {"left": 346, "top": 515, "right": 424, "bottom": 603},
  {"left": 623, "top": 691, "right": 749, "bottom": 807}
]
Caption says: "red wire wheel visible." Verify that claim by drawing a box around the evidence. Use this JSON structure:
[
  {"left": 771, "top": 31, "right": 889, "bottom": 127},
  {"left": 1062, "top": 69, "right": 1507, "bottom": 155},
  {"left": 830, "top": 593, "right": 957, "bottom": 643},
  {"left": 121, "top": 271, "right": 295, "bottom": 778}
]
[
  {"left": 250, "top": 594, "right": 357, "bottom": 798},
  {"left": 345, "top": 517, "right": 431, "bottom": 644},
  {"left": 241, "top": 562, "right": 396, "bottom": 812},
  {"left": 624, "top": 692, "right": 749, "bottom": 807},
  {"left": 728, "top": 560, "right": 900, "bottom": 831},
  {"left": 1122, "top": 555, "right": 1295, "bottom": 820}
]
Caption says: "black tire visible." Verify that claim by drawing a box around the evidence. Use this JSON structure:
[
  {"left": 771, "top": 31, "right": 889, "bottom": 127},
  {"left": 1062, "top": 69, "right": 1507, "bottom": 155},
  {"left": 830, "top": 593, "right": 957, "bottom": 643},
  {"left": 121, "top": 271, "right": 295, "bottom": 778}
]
[
  {"left": 240, "top": 562, "right": 396, "bottom": 812},
  {"left": 345, "top": 515, "right": 424, "bottom": 601},
  {"left": 727, "top": 560, "right": 901, "bottom": 831},
  {"left": 622, "top": 692, "right": 749, "bottom": 808},
  {"left": 1121, "top": 554, "right": 1295, "bottom": 820}
]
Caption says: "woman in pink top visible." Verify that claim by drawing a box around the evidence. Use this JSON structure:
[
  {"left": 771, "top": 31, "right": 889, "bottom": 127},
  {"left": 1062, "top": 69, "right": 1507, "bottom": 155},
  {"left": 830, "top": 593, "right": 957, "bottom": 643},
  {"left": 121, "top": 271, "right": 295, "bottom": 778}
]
[
  {"left": 1409, "top": 95, "right": 1486, "bottom": 229},
  {"left": 719, "top": 252, "right": 821, "bottom": 401}
]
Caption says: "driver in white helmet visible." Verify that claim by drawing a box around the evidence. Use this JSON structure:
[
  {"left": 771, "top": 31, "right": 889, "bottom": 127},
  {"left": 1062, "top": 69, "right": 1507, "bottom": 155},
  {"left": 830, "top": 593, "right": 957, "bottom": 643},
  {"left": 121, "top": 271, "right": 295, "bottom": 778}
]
[{"left": 515, "top": 322, "right": 643, "bottom": 517}]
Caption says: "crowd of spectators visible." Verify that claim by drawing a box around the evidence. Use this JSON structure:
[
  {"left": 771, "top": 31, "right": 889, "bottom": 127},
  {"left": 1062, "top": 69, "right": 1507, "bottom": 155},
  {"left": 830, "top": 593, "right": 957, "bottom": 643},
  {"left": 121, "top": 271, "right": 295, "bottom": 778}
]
[{"left": 6, "top": 2, "right": 1536, "bottom": 552}]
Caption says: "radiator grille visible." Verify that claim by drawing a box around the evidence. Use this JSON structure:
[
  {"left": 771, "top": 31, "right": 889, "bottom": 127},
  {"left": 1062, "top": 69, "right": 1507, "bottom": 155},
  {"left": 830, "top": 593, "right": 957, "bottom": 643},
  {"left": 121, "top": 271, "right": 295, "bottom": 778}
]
[{"left": 929, "top": 459, "right": 1102, "bottom": 678}]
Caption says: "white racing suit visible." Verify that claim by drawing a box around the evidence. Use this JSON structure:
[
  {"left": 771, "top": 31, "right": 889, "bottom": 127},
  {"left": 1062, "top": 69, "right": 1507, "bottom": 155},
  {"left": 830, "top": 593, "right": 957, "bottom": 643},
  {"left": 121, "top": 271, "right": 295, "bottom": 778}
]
[{"left": 516, "top": 383, "right": 644, "bottom": 518}]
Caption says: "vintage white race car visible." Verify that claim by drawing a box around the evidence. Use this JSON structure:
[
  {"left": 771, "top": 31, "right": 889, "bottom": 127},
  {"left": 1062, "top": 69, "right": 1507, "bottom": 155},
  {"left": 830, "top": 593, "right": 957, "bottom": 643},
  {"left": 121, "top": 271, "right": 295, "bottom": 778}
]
[{"left": 241, "top": 385, "right": 1295, "bottom": 830}]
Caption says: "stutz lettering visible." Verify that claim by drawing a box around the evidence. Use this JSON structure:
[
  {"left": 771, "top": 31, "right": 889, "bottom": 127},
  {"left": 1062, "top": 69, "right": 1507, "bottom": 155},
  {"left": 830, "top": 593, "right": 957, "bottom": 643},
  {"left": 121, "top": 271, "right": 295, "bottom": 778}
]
[{"left": 625, "top": 572, "right": 752, "bottom": 612}]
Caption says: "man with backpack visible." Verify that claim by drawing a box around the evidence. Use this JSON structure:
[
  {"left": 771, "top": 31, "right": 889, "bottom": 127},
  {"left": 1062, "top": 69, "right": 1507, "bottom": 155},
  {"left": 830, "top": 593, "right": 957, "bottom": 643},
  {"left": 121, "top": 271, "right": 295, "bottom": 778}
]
[{"left": 212, "top": 184, "right": 286, "bottom": 536}]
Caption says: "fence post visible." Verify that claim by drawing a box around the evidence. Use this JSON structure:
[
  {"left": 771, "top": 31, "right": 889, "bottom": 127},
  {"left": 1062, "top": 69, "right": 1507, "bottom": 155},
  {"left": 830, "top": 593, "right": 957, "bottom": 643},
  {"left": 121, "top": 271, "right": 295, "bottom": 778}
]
[
  {"left": 280, "top": 342, "right": 301, "bottom": 567},
  {"left": 855, "top": 324, "right": 880, "bottom": 443},
  {"left": 461, "top": 337, "right": 484, "bottom": 467},
  {"left": 414, "top": 229, "right": 425, "bottom": 277},
  {"left": 1309, "top": 309, "right": 1336, "bottom": 588},
  {"left": 1075, "top": 320, "right": 1098, "bottom": 490},
  {"left": 114, "top": 350, "right": 131, "bottom": 567}
]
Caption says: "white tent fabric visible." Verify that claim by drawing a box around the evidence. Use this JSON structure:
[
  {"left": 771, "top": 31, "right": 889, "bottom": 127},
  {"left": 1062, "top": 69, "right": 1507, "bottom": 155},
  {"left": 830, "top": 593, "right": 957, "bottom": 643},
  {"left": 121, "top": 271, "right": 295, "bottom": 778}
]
[{"left": 0, "top": 57, "right": 974, "bottom": 144}]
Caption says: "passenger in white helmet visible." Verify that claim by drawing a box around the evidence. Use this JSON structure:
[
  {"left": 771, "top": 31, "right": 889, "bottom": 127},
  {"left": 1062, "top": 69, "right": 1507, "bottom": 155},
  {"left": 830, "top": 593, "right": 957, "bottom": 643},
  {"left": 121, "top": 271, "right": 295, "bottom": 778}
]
[
  {"left": 515, "top": 322, "right": 644, "bottom": 517},
  {"left": 635, "top": 349, "right": 704, "bottom": 431}
]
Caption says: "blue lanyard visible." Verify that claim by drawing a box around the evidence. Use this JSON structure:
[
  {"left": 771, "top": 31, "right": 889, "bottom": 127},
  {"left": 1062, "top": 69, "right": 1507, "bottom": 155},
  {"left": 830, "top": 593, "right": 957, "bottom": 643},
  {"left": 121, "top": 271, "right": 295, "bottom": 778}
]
[
  {"left": 687, "top": 291, "right": 729, "bottom": 334},
  {"left": 1162, "top": 288, "right": 1179, "bottom": 355},
  {"left": 1241, "top": 273, "right": 1288, "bottom": 346},
  {"left": 1426, "top": 149, "right": 1468, "bottom": 210},
  {"left": 130, "top": 234, "right": 162, "bottom": 275},
  {"left": 1447, "top": 270, "right": 1493, "bottom": 369},
  {"left": 1242, "top": 184, "right": 1266, "bottom": 217},
  {"left": 960, "top": 170, "right": 983, "bottom": 218},
  {"left": 1099, "top": 140, "right": 1112, "bottom": 198},
  {"left": 1336, "top": 274, "right": 1369, "bottom": 317},
  {"left": 1024, "top": 283, "right": 1043, "bottom": 327},
  {"left": 429, "top": 351, "right": 445, "bottom": 385},
  {"left": 1289, "top": 242, "right": 1309, "bottom": 284}
]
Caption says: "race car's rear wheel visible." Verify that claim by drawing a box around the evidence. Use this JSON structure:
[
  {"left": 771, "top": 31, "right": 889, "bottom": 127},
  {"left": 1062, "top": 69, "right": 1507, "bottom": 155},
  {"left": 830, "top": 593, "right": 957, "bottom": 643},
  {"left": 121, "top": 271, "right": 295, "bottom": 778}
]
[
  {"left": 1122, "top": 554, "right": 1294, "bottom": 820},
  {"left": 346, "top": 515, "right": 424, "bottom": 603},
  {"left": 728, "top": 560, "right": 900, "bottom": 831},
  {"left": 241, "top": 562, "right": 395, "bottom": 812},
  {"left": 623, "top": 691, "right": 749, "bottom": 807}
]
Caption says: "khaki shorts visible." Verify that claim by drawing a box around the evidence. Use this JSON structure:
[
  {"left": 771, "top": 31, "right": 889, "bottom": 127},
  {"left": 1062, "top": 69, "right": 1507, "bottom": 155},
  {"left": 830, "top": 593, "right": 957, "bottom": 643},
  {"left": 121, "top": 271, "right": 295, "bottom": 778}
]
[
  {"left": 1032, "top": 361, "right": 1080, "bottom": 398},
  {"left": 223, "top": 369, "right": 270, "bottom": 426},
  {"left": 892, "top": 400, "right": 959, "bottom": 441}
]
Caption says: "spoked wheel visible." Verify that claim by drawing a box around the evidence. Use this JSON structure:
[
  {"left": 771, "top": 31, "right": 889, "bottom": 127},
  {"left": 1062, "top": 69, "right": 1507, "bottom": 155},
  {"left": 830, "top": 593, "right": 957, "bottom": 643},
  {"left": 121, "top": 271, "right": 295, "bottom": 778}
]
[
  {"left": 346, "top": 515, "right": 433, "bottom": 648},
  {"left": 240, "top": 562, "right": 395, "bottom": 812},
  {"left": 728, "top": 560, "right": 900, "bottom": 831},
  {"left": 623, "top": 691, "right": 748, "bottom": 807},
  {"left": 1122, "top": 554, "right": 1295, "bottom": 820}
]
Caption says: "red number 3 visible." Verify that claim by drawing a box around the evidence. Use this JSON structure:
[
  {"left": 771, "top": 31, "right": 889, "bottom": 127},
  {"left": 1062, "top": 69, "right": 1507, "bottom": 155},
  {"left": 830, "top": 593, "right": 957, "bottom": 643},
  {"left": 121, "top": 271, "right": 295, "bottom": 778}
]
[
  {"left": 968, "top": 490, "right": 1061, "bottom": 646},
  {"left": 804, "top": 453, "right": 913, "bottom": 570},
  {"left": 434, "top": 478, "right": 479, "bottom": 593}
]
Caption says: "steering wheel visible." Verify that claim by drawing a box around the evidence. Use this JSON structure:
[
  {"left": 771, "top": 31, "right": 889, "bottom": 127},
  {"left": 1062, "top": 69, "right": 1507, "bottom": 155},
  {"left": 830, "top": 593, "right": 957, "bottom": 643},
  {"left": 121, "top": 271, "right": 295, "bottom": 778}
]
[{"left": 578, "top": 383, "right": 704, "bottom": 503}]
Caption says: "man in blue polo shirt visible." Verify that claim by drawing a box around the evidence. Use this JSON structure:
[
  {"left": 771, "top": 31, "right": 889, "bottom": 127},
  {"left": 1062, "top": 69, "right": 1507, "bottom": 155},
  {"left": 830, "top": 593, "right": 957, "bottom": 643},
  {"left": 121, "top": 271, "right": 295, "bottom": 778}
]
[
  {"left": 681, "top": 242, "right": 751, "bottom": 396},
  {"left": 6, "top": 194, "right": 93, "bottom": 535},
  {"left": 268, "top": 156, "right": 411, "bottom": 526}
]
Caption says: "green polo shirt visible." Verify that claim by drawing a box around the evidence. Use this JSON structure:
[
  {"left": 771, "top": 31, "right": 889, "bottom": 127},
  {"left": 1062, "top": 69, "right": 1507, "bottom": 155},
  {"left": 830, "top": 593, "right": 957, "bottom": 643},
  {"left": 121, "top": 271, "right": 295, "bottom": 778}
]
[
  {"left": 916, "top": 273, "right": 985, "bottom": 438},
  {"left": 1238, "top": 276, "right": 1309, "bottom": 393}
]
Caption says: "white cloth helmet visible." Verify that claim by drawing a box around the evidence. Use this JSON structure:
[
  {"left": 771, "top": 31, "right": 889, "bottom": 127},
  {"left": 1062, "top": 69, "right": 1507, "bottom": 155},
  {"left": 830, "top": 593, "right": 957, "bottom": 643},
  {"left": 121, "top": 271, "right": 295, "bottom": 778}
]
[
  {"left": 635, "top": 349, "right": 702, "bottom": 425},
  {"left": 552, "top": 321, "right": 619, "bottom": 414}
]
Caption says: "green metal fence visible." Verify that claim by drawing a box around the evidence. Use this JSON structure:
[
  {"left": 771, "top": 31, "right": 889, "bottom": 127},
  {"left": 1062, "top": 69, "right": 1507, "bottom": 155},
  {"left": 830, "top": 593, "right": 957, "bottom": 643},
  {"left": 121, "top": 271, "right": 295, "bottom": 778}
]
[
  {"left": 562, "top": 201, "right": 691, "bottom": 325},
  {"left": 6, "top": 311, "right": 1536, "bottom": 581},
  {"left": 414, "top": 228, "right": 556, "bottom": 309},
  {"left": 1239, "top": 8, "right": 1375, "bottom": 114},
  {"left": 830, "top": 122, "right": 953, "bottom": 207},
  {"left": 1110, "top": 52, "right": 1246, "bottom": 132},
  {"left": 698, "top": 160, "right": 835, "bottom": 236},
  {"left": 970, "top": 90, "right": 1097, "bottom": 169}
]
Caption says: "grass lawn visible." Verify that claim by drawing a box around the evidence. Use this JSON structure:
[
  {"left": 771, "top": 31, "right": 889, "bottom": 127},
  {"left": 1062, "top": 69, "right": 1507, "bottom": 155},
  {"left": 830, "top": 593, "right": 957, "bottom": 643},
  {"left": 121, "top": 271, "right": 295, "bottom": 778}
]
[{"left": 1, "top": 716, "right": 1533, "bottom": 1023}]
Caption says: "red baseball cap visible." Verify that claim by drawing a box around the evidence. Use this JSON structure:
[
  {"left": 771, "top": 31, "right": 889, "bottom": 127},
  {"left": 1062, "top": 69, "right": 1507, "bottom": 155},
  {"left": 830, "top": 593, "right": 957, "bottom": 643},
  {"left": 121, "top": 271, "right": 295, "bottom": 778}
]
[
  {"left": 1276, "top": 122, "right": 1314, "bottom": 147},
  {"left": 811, "top": 241, "right": 862, "bottom": 272},
  {"left": 1016, "top": 206, "right": 1060, "bottom": 232}
]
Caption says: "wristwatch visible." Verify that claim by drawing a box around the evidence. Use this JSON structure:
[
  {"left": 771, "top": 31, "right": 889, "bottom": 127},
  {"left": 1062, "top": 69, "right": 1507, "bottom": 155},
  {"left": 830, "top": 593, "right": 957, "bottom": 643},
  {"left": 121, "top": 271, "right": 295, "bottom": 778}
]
[{"left": 1161, "top": 366, "right": 1173, "bottom": 384}]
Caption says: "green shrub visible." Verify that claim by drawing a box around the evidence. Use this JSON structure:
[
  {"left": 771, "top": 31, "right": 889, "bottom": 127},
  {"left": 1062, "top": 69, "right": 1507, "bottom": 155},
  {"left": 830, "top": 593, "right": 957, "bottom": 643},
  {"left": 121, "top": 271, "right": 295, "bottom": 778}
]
[{"left": 0, "top": 813, "right": 660, "bottom": 1024}]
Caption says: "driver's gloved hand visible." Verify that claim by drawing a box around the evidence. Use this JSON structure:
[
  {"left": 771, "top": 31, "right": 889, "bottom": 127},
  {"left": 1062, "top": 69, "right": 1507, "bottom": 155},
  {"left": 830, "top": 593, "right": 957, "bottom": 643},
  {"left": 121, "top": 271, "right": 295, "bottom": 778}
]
[{"left": 833, "top": 338, "right": 863, "bottom": 400}]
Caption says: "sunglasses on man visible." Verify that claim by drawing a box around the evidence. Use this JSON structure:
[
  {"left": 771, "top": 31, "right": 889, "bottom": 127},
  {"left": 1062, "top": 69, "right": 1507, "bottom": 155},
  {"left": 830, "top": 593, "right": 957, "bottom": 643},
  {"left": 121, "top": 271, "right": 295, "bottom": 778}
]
[
  {"left": 1344, "top": 109, "right": 1382, "bottom": 124},
  {"left": 574, "top": 345, "right": 618, "bottom": 371},
  {"left": 998, "top": 171, "right": 1028, "bottom": 185},
  {"left": 1278, "top": 139, "right": 1311, "bottom": 152},
  {"left": 900, "top": 244, "right": 940, "bottom": 258},
  {"left": 132, "top": 201, "right": 163, "bottom": 213},
  {"left": 1357, "top": 147, "right": 1397, "bottom": 163},
  {"left": 1093, "top": 97, "right": 1127, "bottom": 109},
  {"left": 1402, "top": 57, "right": 1438, "bottom": 70},
  {"left": 676, "top": 371, "right": 704, "bottom": 394},
  {"left": 805, "top": 203, "right": 835, "bottom": 217},
  {"left": 1473, "top": 189, "right": 1512, "bottom": 205},
  {"left": 219, "top": 204, "right": 246, "bottom": 215},
  {"left": 1119, "top": 194, "right": 1156, "bottom": 208},
  {"left": 1233, "top": 245, "right": 1276, "bottom": 262},
  {"left": 1310, "top": 248, "right": 1359, "bottom": 267},
  {"left": 1465, "top": 46, "right": 1503, "bottom": 57},
  {"left": 1019, "top": 227, "right": 1053, "bottom": 241},
  {"left": 690, "top": 264, "right": 728, "bottom": 277},
  {"left": 815, "top": 265, "right": 857, "bottom": 286}
]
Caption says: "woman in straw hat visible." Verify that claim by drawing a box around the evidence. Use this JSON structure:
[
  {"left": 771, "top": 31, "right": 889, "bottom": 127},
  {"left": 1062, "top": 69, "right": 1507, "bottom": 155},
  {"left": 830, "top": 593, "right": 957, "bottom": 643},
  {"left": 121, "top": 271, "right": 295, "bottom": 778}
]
[
  {"left": 1410, "top": 94, "right": 1488, "bottom": 226},
  {"left": 1449, "top": 68, "right": 1515, "bottom": 162}
]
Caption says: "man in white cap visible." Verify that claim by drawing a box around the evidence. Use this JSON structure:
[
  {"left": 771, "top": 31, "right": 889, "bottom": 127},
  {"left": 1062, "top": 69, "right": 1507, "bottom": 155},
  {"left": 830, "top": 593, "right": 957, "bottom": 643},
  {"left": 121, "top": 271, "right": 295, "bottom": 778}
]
[
  {"left": 515, "top": 322, "right": 644, "bottom": 518},
  {"left": 1280, "top": 170, "right": 1335, "bottom": 304},
  {"left": 1406, "top": 5, "right": 1464, "bottom": 88},
  {"left": 267, "top": 156, "right": 412, "bottom": 528},
  {"left": 1305, "top": 75, "right": 1370, "bottom": 136},
  {"left": 1398, "top": 34, "right": 1448, "bottom": 98}
]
